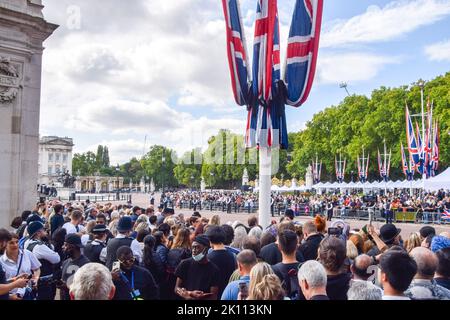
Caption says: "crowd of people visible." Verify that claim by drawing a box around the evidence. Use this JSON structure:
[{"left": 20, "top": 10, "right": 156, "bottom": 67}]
[
  {"left": 160, "top": 189, "right": 450, "bottom": 223},
  {"left": 1, "top": 196, "right": 450, "bottom": 301}
]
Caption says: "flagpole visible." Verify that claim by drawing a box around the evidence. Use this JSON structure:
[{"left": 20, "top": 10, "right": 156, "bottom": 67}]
[
  {"left": 259, "top": 147, "right": 272, "bottom": 229},
  {"left": 418, "top": 80, "right": 426, "bottom": 192}
]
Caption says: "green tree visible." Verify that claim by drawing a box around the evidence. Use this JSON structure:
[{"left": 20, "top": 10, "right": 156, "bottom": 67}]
[{"left": 141, "top": 145, "right": 177, "bottom": 190}]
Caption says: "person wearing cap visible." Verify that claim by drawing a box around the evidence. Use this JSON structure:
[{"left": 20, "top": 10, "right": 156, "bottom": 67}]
[
  {"left": 174, "top": 235, "right": 220, "bottom": 300},
  {"left": 105, "top": 216, "right": 142, "bottom": 270},
  {"left": 366, "top": 224, "right": 401, "bottom": 258},
  {"left": 111, "top": 246, "right": 159, "bottom": 300},
  {"left": 83, "top": 225, "right": 108, "bottom": 264},
  {"left": 23, "top": 221, "right": 60, "bottom": 300},
  {"left": 57, "top": 234, "right": 90, "bottom": 300}
]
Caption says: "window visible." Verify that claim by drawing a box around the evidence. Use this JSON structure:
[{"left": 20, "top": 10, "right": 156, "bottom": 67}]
[
  {"left": 55, "top": 166, "right": 61, "bottom": 174},
  {"left": 63, "top": 154, "right": 68, "bottom": 162},
  {"left": 48, "top": 166, "right": 53, "bottom": 175},
  {"left": 48, "top": 153, "right": 53, "bottom": 162},
  {"left": 55, "top": 153, "right": 60, "bottom": 162}
]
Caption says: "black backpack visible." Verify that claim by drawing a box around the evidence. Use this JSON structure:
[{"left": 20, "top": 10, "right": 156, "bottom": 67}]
[{"left": 280, "top": 265, "right": 301, "bottom": 300}]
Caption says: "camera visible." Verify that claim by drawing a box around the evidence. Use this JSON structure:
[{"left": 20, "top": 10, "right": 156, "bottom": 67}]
[{"left": 328, "top": 227, "right": 342, "bottom": 236}]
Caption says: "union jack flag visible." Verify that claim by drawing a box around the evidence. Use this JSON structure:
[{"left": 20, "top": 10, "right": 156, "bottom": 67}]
[
  {"left": 405, "top": 106, "right": 420, "bottom": 170},
  {"left": 430, "top": 121, "right": 439, "bottom": 174},
  {"left": 335, "top": 156, "right": 346, "bottom": 183},
  {"left": 400, "top": 142, "right": 413, "bottom": 180},
  {"left": 442, "top": 209, "right": 450, "bottom": 220},
  {"left": 284, "top": 0, "right": 323, "bottom": 107},
  {"left": 222, "top": 0, "right": 323, "bottom": 150},
  {"left": 415, "top": 121, "right": 425, "bottom": 175},
  {"left": 222, "top": 0, "right": 251, "bottom": 107}
]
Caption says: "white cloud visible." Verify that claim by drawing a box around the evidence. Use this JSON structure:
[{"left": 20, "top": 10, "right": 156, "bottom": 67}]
[
  {"left": 425, "top": 39, "right": 450, "bottom": 61},
  {"left": 316, "top": 52, "right": 399, "bottom": 84},
  {"left": 321, "top": 0, "right": 450, "bottom": 48}
]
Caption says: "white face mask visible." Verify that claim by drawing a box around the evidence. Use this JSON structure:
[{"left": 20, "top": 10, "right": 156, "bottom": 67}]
[{"left": 192, "top": 251, "right": 205, "bottom": 262}]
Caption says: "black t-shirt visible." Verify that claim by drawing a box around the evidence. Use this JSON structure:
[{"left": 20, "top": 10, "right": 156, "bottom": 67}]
[
  {"left": 207, "top": 249, "right": 237, "bottom": 297},
  {"left": 60, "top": 255, "right": 90, "bottom": 300},
  {"left": 113, "top": 265, "right": 159, "bottom": 300},
  {"left": 260, "top": 243, "right": 305, "bottom": 265},
  {"left": 326, "top": 273, "right": 352, "bottom": 300},
  {"left": 175, "top": 258, "right": 220, "bottom": 294},
  {"left": 298, "top": 233, "right": 324, "bottom": 261},
  {"left": 0, "top": 264, "right": 8, "bottom": 300}
]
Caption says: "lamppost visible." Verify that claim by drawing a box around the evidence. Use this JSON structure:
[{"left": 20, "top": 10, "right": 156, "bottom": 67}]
[
  {"left": 339, "top": 82, "right": 350, "bottom": 96},
  {"left": 190, "top": 175, "right": 195, "bottom": 190},
  {"left": 351, "top": 170, "right": 354, "bottom": 183}
]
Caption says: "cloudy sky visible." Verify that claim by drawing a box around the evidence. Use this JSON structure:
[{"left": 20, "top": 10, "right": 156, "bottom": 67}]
[{"left": 40, "top": 0, "right": 450, "bottom": 164}]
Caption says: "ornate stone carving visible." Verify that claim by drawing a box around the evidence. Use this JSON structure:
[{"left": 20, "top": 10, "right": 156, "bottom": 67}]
[{"left": 0, "top": 57, "right": 20, "bottom": 103}]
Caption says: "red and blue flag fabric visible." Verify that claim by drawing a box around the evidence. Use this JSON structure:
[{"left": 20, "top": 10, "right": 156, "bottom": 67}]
[
  {"left": 284, "top": 0, "right": 323, "bottom": 107},
  {"left": 222, "top": 0, "right": 323, "bottom": 149},
  {"left": 405, "top": 106, "right": 420, "bottom": 171},
  {"left": 442, "top": 209, "right": 450, "bottom": 220}
]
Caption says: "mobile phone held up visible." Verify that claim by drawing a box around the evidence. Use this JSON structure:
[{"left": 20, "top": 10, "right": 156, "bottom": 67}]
[
  {"left": 112, "top": 261, "right": 121, "bottom": 272},
  {"left": 238, "top": 281, "right": 248, "bottom": 300}
]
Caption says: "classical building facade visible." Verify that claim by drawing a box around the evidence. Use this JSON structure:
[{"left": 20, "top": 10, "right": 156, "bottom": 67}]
[
  {"left": 38, "top": 136, "right": 74, "bottom": 185},
  {"left": 0, "top": 0, "right": 57, "bottom": 228},
  {"left": 75, "top": 175, "right": 124, "bottom": 193}
]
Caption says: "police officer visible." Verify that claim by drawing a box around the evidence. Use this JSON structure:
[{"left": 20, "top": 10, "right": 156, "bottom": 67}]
[
  {"left": 25, "top": 221, "right": 61, "bottom": 300},
  {"left": 83, "top": 224, "right": 108, "bottom": 264}
]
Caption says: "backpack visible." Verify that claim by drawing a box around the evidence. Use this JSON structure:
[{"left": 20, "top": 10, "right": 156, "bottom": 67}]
[{"left": 281, "top": 265, "right": 301, "bottom": 300}]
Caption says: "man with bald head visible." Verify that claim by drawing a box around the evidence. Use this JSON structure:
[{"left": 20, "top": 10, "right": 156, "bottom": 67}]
[
  {"left": 405, "top": 247, "right": 450, "bottom": 300},
  {"left": 350, "top": 254, "right": 376, "bottom": 282}
]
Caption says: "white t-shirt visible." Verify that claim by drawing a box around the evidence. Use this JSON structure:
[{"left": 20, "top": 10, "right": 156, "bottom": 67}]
[
  {"left": 62, "top": 222, "right": 85, "bottom": 235},
  {"left": 0, "top": 250, "right": 41, "bottom": 295}
]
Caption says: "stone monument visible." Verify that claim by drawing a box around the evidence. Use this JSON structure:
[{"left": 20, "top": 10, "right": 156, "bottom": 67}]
[
  {"left": 150, "top": 178, "right": 155, "bottom": 192},
  {"left": 200, "top": 177, "right": 206, "bottom": 192},
  {"left": 0, "top": 0, "right": 57, "bottom": 228},
  {"left": 305, "top": 165, "right": 313, "bottom": 189},
  {"left": 242, "top": 167, "right": 249, "bottom": 186}
]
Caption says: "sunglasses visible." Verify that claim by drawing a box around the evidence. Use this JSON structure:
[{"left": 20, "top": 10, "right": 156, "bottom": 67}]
[{"left": 119, "top": 257, "right": 136, "bottom": 264}]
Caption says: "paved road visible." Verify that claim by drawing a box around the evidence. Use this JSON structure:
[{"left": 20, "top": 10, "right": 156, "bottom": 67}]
[{"left": 122, "top": 193, "right": 450, "bottom": 238}]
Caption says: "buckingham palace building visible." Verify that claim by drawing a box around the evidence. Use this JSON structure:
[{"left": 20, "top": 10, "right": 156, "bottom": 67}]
[{"left": 38, "top": 136, "right": 74, "bottom": 186}]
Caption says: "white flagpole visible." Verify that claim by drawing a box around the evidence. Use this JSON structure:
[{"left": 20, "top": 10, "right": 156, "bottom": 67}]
[{"left": 259, "top": 147, "right": 272, "bottom": 229}]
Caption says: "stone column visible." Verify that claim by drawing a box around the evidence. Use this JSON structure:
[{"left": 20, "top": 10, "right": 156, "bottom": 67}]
[{"left": 0, "top": 0, "right": 57, "bottom": 227}]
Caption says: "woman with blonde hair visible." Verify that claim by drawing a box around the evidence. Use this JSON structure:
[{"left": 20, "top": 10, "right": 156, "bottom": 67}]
[
  {"left": 248, "top": 262, "right": 276, "bottom": 299},
  {"left": 247, "top": 262, "right": 285, "bottom": 300},
  {"left": 405, "top": 232, "right": 421, "bottom": 253},
  {"left": 210, "top": 215, "right": 221, "bottom": 226}
]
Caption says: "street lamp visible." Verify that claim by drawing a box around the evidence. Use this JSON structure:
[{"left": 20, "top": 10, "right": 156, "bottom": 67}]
[
  {"left": 339, "top": 82, "right": 350, "bottom": 96},
  {"left": 190, "top": 175, "right": 195, "bottom": 190},
  {"left": 351, "top": 170, "right": 354, "bottom": 183}
]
